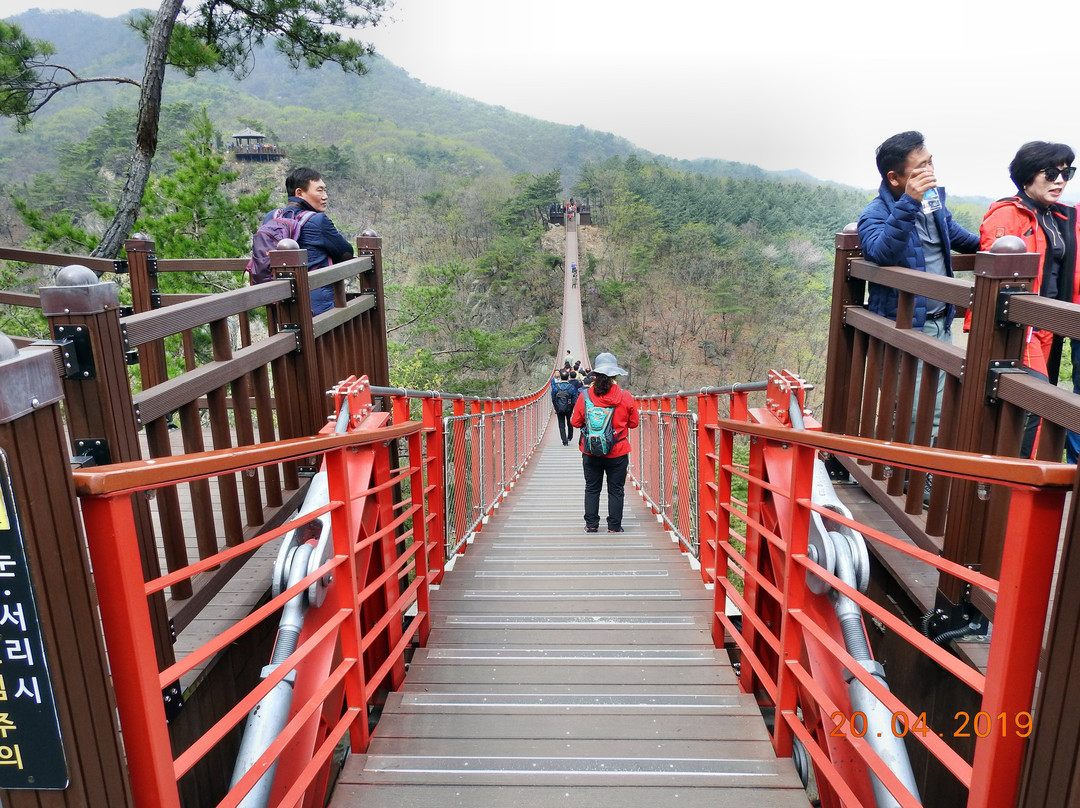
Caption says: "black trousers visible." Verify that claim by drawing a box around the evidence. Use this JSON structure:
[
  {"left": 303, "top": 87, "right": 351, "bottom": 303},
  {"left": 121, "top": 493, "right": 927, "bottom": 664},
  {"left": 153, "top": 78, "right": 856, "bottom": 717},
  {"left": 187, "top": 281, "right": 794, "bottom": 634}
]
[
  {"left": 582, "top": 452, "right": 629, "bottom": 531},
  {"left": 556, "top": 412, "right": 574, "bottom": 445}
]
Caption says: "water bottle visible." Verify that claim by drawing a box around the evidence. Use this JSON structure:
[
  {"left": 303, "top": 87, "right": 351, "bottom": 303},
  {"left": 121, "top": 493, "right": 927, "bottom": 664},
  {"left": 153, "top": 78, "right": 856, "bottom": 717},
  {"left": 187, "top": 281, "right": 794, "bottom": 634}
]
[{"left": 921, "top": 187, "right": 941, "bottom": 214}]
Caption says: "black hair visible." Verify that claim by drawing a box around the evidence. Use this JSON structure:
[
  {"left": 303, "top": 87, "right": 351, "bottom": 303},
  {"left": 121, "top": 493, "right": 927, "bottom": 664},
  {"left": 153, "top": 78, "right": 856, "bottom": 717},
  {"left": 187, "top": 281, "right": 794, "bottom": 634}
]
[
  {"left": 1009, "top": 141, "right": 1076, "bottom": 190},
  {"left": 875, "top": 131, "right": 925, "bottom": 181},
  {"left": 286, "top": 167, "right": 323, "bottom": 196},
  {"left": 560, "top": 370, "right": 569, "bottom": 381},
  {"left": 592, "top": 373, "right": 614, "bottom": 396}
]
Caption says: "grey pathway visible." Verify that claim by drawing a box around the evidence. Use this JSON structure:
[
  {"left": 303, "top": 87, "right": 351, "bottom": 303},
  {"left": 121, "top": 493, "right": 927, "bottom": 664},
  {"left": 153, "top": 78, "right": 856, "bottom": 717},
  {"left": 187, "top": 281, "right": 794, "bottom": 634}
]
[
  {"left": 330, "top": 418, "right": 809, "bottom": 807},
  {"left": 558, "top": 217, "right": 590, "bottom": 369}
]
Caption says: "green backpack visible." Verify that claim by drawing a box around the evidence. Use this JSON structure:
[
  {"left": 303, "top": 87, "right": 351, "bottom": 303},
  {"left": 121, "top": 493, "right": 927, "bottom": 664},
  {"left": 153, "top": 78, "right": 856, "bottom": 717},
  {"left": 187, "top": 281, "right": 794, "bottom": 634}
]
[{"left": 582, "top": 390, "right": 617, "bottom": 455}]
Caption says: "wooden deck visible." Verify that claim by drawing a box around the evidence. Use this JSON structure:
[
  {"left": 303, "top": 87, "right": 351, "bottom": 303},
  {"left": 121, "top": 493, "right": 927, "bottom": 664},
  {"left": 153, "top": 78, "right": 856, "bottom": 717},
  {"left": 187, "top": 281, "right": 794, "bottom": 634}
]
[{"left": 329, "top": 418, "right": 809, "bottom": 807}]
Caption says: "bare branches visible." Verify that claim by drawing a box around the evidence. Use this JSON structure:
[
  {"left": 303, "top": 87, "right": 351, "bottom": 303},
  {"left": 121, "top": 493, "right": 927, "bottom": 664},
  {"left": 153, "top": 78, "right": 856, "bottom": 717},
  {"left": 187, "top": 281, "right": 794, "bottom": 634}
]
[{"left": 9, "top": 62, "right": 140, "bottom": 118}]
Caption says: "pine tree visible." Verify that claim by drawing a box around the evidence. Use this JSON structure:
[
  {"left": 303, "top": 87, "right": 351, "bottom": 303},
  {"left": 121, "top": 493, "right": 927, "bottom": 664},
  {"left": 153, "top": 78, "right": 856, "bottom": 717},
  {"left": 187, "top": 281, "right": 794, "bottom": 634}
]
[{"left": 0, "top": 0, "right": 386, "bottom": 257}]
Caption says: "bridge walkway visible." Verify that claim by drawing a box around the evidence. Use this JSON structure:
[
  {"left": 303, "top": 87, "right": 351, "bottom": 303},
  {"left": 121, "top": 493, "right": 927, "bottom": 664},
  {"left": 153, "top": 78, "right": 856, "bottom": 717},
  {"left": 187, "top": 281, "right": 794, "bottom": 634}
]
[{"left": 330, "top": 416, "right": 808, "bottom": 807}]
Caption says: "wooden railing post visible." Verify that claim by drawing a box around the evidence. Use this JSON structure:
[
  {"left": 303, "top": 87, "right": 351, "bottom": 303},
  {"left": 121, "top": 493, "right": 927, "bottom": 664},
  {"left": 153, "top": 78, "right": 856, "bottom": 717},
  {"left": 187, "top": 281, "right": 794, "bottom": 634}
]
[
  {"left": 0, "top": 337, "right": 133, "bottom": 807},
  {"left": 38, "top": 269, "right": 175, "bottom": 667},
  {"left": 125, "top": 236, "right": 168, "bottom": 388},
  {"left": 940, "top": 240, "right": 1038, "bottom": 601},
  {"left": 357, "top": 233, "right": 390, "bottom": 388},
  {"left": 270, "top": 247, "right": 327, "bottom": 441},
  {"left": 823, "top": 225, "right": 863, "bottom": 434}
]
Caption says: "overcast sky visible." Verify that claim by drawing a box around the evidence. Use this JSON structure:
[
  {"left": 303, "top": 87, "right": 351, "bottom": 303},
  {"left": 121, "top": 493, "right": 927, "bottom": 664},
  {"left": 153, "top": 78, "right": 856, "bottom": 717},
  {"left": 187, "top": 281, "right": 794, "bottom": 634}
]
[{"left": 8, "top": 0, "right": 1080, "bottom": 200}]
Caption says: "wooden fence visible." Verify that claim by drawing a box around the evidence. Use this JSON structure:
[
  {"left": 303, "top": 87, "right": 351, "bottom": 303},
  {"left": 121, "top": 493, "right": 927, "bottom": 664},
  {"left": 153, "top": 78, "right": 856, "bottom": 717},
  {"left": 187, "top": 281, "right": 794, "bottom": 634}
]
[{"left": 0, "top": 235, "right": 390, "bottom": 806}]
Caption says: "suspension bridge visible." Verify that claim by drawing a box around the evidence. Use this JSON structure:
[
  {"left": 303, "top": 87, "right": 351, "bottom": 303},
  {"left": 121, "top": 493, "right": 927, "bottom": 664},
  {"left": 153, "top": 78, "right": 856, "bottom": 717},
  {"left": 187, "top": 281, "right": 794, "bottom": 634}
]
[{"left": 0, "top": 216, "right": 1077, "bottom": 808}]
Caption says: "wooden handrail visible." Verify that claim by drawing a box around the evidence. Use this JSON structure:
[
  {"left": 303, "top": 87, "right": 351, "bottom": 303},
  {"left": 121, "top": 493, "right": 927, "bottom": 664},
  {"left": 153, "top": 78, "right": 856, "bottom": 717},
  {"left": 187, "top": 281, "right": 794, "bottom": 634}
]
[
  {"left": 847, "top": 259, "right": 973, "bottom": 306},
  {"left": 717, "top": 418, "right": 1075, "bottom": 489},
  {"left": 0, "top": 290, "right": 42, "bottom": 308},
  {"left": 307, "top": 255, "right": 373, "bottom": 290},
  {"left": 153, "top": 257, "right": 248, "bottom": 272},
  {"left": 120, "top": 279, "right": 292, "bottom": 348},
  {"left": 0, "top": 246, "right": 116, "bottom": 273},
  {"left": 843, "top": 307, "right": 965, "bottom": 377},
  {"left": 131, "top": 332, "right": 297, "bottom": 422}
]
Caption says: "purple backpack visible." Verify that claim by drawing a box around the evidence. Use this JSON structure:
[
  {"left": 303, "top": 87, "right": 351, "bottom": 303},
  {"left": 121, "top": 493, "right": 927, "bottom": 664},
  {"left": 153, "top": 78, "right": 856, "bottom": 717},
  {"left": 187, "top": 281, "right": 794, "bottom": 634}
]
[{"left": 245, "top": 208, "right": 316, "bottom": 284}]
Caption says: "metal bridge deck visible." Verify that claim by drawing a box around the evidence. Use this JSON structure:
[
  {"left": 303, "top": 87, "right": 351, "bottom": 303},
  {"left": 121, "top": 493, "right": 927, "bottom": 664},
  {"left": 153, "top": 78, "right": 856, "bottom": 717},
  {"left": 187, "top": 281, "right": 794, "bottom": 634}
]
[{"left": 330, "top": 419, "right": 809, "bottom": 807}]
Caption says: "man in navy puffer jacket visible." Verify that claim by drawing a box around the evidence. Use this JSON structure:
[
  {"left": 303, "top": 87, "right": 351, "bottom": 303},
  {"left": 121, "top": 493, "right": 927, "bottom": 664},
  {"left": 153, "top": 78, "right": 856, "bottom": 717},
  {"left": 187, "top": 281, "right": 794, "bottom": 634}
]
[
  {"left": 857, "top": 131, "right": 978, "bottom": 451},
  {"left": 858, "top": 131, "right": 979, "bottom": 334},
  {"left": 264, "top": 167, "right": 354, "bottom": 316}
]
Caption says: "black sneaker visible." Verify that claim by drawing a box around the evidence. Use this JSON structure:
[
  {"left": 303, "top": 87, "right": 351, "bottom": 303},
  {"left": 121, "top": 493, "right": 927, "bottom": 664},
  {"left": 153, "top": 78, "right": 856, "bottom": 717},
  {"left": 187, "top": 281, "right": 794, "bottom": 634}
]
[
  {"left": 584, "top": 526, "right": 598, "bottom": 533},
  {"left": 608, "top": 527, "right": 624, "bottom": 533}
]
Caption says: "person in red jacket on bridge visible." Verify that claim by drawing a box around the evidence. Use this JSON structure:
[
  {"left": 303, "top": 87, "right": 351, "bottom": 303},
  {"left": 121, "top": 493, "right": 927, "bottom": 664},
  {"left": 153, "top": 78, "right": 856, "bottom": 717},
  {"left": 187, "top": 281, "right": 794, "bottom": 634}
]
[
  {"left": 571, "top": 352, "right": 639, "bottom": 533},
  {"left": 979, "top": 141, "right": 1079, "bottom": 458}
]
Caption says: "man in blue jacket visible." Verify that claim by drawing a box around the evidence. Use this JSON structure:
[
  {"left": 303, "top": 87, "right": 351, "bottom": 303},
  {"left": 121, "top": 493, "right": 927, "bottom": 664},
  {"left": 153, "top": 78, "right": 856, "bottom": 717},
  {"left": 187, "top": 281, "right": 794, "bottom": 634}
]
[
  {"left": 857, "top": 132, "right": 979, "bottom": 456},
  {"left": 266, "top": 167, "right": 354, "bottom": 315},
  {"left": 551, "top": 370, "right": 579, "bottom": 446},
  {"left": 858, "top": 131, "right": 979, "bottom": 336}
]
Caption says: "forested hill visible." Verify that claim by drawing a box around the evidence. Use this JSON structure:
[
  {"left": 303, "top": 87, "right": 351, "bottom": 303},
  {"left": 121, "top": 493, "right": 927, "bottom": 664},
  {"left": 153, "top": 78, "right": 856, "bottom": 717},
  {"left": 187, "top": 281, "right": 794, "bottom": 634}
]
[
  {"left": 0, "top": 9, "right": 948, "bottom": 400},
  {"left": 4, "top": 9, "right": 842, "bottom": 190}
]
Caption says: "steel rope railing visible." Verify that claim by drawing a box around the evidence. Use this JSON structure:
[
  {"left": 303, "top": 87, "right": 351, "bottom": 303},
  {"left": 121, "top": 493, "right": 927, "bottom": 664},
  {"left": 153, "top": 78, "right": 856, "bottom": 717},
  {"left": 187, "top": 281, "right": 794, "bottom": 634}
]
[
  {"left": 368, "top": 384, "right": 550, "bottom": 567},
  {"left": 632, "top": 381, "right": 768, "bottom": 570}
]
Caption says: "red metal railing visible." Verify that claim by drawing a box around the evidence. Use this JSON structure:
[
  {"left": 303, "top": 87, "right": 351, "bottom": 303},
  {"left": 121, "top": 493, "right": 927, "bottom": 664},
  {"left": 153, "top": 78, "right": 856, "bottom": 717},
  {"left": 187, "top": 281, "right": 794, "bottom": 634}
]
[
  {"left": 632, "top": 381, "right": 767, "bottom": 579},
  {"left": 709, "top": 419, "right": 1071, "bottom": 808},
  {"left": 73, "top": 402, "right": 431, "bottom": 808},
  {"left": 68, "top": 373, "right": 551, "bottom": 806},
  {"left": 630, "top": 371, "right": 1074, "bottom": 806},
  {"left": 371, "top": 384, "right": 551, "bottom": 561}
]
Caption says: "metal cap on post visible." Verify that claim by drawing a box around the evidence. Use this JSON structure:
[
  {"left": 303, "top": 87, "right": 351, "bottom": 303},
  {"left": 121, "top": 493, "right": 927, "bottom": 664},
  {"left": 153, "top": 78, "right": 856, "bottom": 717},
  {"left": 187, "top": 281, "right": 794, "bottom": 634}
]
[
  {"left": 0, "top": 334, "right": 16, "bottom": 362},
  {"left": 0, "top": 342, "right": 64, "bottom": 425},
  {"left": 40, "top": 264, "right": 118, "bottom": 317}
]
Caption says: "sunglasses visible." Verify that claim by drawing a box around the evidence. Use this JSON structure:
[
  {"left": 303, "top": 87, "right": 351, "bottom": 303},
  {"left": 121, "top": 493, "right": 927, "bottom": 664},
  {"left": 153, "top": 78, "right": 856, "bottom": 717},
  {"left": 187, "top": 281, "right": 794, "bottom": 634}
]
[{"left": 1043, "top": 166, "right": 1077, "bottom": 182}]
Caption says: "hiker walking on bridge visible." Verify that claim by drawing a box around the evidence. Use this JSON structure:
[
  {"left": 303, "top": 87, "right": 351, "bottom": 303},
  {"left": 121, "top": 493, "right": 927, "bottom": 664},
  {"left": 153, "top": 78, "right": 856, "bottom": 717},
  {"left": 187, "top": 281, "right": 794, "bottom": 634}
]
[
  {"left": 571, "top": 352, "right": 638, "bottom": 533},
  {"left": 551, "top": 370, "right": 579, "bottom": 446}
]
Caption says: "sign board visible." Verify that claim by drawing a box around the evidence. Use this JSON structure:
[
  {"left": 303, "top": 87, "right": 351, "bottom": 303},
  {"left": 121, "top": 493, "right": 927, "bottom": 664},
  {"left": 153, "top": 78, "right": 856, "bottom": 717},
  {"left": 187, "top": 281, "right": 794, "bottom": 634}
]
[{"left": 0, "top": 450, "right": 68, "bottom": 789}]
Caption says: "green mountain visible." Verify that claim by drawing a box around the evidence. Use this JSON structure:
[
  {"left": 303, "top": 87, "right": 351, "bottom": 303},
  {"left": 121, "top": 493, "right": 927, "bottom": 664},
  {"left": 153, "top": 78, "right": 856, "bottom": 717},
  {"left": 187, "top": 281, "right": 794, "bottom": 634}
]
[{"left": 2, "top": 9, "right": 838, "bottom": 191}]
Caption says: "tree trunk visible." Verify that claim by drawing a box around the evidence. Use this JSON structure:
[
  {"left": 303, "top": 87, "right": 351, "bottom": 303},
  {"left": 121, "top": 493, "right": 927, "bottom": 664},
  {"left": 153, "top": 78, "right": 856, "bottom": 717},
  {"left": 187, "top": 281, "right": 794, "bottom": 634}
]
[{"left": 92, "top": 0, "right": 184, "bottom": 258}]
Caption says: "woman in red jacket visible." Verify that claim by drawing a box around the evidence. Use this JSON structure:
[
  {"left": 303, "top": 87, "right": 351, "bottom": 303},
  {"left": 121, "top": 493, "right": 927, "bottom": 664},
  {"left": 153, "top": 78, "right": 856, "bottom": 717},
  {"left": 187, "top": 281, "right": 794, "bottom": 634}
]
[
  {"left": 980, "top": 141, "right": 1079, "bottom": 457},
  {"left": 570, "top": 352, "right": 639, "bottom": 533}
]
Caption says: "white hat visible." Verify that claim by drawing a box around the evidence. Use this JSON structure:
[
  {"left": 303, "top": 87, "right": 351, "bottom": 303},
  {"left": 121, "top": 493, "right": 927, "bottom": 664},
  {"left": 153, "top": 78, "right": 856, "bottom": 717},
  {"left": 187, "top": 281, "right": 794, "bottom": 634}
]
[{"left": 592, "top": 352, "right": 627, "bottom": 376}]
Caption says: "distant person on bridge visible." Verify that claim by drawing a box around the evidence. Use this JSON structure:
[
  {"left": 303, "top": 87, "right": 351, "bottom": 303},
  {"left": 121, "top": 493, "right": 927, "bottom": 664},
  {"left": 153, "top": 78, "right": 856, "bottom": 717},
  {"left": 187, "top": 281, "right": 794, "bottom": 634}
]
[
  {"left": 571, "top": 353, "right": 639, "bottom": 533},
  {"left": 857, "top": 131, "right": 979, "bottom": 445},
  {"left": 979, "top": 141, "right": 1079, "bottom": 458},
  {"left": 551, "top": 370, "right": 580, "bottom": 446},
  {"left": 261, "top": 167, "right": 354, "bottom": 315}
]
